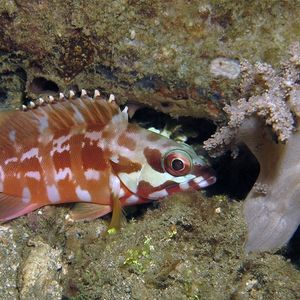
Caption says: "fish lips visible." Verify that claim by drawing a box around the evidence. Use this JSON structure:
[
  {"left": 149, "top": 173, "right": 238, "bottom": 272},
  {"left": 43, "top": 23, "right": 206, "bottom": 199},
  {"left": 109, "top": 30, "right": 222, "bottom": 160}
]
[{"left": 190, "top": 164, "right": 217, "bottom": 189}]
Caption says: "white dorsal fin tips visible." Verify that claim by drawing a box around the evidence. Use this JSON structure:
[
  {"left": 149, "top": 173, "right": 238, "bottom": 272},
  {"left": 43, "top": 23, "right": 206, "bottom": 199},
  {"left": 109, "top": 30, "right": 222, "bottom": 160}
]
[
  {"left": 47, "top": 96, "right": 54, "bottom": 103},
  {"left": 81, "top": 89, "right": 87, "bottom": 97},
  {"left": 108, "top": 94, "right": 115, "bottom": 103},
  {"left": 94, "top": 89, "right": 100, "bottom": 98},
  {"left": 36, "top": 98, "right": 44, "bottom": 105},
  {"left": 28, "top": 101, "right": 36, "bottom": 109},
  {"left": 122, "top": 106, "right": 128, "bottom": 114},
  {"left": 69, "top": 90, "right": 75, "bottom": 98},
  {"left": 59, "top": 93, "right": 65, "bottom": 100}
]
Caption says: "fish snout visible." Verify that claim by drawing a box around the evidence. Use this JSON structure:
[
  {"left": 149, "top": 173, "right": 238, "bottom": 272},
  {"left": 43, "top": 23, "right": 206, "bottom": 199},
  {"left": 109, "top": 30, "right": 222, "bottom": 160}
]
[{"left": 191, "top": 165, "right": 216, "bottom": 189}]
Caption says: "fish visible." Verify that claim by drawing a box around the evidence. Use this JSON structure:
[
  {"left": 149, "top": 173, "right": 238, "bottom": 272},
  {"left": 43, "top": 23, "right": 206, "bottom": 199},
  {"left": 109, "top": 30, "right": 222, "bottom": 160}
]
[{"left": 0, "top": 90, "right": 216, "bottom": 228}]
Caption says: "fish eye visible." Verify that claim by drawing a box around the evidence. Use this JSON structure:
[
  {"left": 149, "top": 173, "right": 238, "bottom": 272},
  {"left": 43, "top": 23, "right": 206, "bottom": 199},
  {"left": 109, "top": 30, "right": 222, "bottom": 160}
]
[
  {"left": 171, "top": 158, "right": 184, "bottom": 171},
  {"left": 163, "top": 150, "right": 192, "bottom": 176}
]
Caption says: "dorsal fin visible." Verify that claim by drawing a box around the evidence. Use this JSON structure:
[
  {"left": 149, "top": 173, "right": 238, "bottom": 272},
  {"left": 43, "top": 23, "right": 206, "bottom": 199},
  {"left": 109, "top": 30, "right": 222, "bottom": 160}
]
[{"left": 0, "top": 94, "right": 123, "bottom": 152}]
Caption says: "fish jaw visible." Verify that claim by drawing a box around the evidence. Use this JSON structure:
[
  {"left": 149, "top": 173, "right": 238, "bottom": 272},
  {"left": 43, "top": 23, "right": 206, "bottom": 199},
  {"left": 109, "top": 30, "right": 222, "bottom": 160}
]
[
  {"left": 130, "top": 163, "right": 216, "bottom": 201},
  {"left": 188, "top": 164, "right": 217, "bottom": 190},
  {"left": 154, "top": 165, "right": 216, "bottom": 199}
]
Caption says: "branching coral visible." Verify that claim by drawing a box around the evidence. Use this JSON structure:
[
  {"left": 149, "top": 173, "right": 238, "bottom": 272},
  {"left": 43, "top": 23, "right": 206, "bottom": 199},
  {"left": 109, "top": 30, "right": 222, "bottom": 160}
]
[{"left": 204, "top": 42, "right": 300, "bottom": 252}]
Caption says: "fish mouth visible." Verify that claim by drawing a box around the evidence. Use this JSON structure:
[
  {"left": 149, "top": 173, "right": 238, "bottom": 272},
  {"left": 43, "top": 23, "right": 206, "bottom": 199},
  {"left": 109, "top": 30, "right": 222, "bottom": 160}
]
[
  {"left": 191, "top": 164, "right": 216, "bottom": 189},
  {"left": 191, "top": 175, "right": 217, "bottom": 188}
]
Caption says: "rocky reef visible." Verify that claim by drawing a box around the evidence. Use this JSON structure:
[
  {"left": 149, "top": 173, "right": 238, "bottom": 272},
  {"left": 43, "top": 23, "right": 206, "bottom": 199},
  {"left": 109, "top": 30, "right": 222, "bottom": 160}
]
[
  {"left": 0, "top": 0, "right": 300, "bottom": 299},
  {"left": 1, "top": 0, "right": 300, "bottom": 117},
  {"left": 0, "top": 194, "right": 299, "bottom": 299}
]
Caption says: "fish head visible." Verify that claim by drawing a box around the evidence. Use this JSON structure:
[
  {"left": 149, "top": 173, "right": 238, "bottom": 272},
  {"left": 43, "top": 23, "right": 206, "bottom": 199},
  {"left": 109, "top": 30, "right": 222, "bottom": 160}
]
[{"left": 116, "top": 130, "right": 216, "bottom": 200}]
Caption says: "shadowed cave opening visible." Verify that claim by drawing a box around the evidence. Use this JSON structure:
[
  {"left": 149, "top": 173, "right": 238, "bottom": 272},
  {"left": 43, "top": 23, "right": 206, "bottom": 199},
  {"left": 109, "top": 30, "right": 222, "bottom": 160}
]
[{"left": 28, "top": 77, "right": 59, "bottom": 94}]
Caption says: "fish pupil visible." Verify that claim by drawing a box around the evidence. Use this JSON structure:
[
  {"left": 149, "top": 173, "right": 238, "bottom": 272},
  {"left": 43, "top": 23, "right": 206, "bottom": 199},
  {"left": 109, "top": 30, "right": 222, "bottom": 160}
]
[{"left": 172, "top": 158, "right": 184, "bottom": 171}]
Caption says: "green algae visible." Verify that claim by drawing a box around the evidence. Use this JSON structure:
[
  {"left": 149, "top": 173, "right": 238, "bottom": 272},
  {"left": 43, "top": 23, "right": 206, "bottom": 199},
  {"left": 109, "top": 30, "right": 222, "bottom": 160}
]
[{"left": 123, "top": 235, "right": 154, "bottom": 274}]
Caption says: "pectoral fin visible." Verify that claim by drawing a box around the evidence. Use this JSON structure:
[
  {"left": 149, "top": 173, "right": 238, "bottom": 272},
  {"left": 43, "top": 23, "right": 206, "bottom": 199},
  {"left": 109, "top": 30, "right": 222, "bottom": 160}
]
[{"left": 70, "top": 203, "right": 111, "bottom": 221}]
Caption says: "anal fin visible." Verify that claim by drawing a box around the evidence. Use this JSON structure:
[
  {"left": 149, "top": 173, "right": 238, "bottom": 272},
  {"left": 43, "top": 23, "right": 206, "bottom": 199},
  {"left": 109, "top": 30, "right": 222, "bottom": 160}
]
[
  {"left": 70, "top": 203, "right": 111, "bottom": 221},
  {"left": 0, "top": 193, "right": 42, "bottom": 222}
]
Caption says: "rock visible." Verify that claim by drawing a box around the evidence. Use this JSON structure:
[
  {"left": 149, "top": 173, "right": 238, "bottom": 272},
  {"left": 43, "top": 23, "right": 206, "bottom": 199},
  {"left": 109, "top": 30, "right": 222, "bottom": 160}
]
[
  {"left": 19, "top": 237, "right": 63, "bottom": 300},
  {"left": 0, "top": 1, "right": 299, "bottom": 119},
  {"left": 0, "top": 225, "right": 20, "bottom": 300}
]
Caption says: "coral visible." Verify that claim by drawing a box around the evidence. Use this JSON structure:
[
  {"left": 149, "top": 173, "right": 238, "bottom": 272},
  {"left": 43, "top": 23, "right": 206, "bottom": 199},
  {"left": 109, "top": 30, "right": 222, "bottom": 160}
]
[{"left": 204, "top": 42, "right": 300, "bottom": 252}]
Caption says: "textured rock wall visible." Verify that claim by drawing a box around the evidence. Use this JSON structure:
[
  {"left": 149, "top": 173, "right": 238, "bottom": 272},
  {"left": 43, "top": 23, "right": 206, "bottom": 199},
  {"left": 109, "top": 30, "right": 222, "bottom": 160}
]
[{"left": 0, "top": 0, "right": 299, "bottom": 120}]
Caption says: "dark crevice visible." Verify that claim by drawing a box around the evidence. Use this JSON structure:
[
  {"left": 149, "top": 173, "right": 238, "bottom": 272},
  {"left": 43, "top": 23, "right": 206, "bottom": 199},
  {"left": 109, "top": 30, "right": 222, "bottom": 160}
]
[
  {"left": 160, "top": 102, "right": 172, "bottom": 108},
  {"left": 0, "top": 88, "right": 8, "bottom": 104},
  {"left": 282, "top": 226, "right": 300, "bottom": 268},
  {"left": 206, "top": 144, "right": 260, "bottom": 200},
  {"left": 28, "top": 77, "right": 59, "bottom": 94}
]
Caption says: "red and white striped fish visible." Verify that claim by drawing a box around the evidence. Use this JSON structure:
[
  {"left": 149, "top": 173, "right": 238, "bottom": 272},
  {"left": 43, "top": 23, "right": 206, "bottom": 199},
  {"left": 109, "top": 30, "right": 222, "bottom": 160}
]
[{"left": 0, "top": 90, "right": 216, "bottom": 227}]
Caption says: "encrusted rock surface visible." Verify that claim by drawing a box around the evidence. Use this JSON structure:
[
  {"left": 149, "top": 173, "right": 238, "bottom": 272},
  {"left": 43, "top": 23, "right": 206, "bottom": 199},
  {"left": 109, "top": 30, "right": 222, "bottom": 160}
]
[
  {"left": 0, "top": 225, "right": 20, "bottom": 299},
  {"left": 0, "top": 0, "right": 300, "bottom": 119},
  {"left": 0, "top": 194, "right": 299, "bottom": 299},
  {"left": 19, "top": 238, "right": 63, "bottom": 300}
]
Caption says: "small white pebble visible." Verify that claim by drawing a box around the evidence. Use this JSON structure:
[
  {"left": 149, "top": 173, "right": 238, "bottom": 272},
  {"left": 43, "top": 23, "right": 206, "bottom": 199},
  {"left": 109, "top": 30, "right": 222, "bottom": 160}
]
[
  {"left": 245, "top": 279, "right": 258, "bottom": 291},
  {"left": 215, "top": 207, "right": 221, "bottom": 214},
  {"left": 130, "top": 29, "right": 136, "bottom": 40},
  {"left": 65, "top": 214, "right": 74, "bottom": 223}
]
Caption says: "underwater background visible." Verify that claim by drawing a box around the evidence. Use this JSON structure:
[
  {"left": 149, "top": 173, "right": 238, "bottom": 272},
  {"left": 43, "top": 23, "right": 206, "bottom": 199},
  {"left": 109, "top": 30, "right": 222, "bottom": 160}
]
[{"left": 0, "top": 0, "right": 299, "bottom": 299}]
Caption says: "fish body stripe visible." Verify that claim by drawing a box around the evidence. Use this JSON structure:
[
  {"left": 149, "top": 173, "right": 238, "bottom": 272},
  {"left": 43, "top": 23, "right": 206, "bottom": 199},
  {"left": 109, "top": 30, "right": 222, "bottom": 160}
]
[{"left": 0, "top": 130, "right": 116, "bottom": 205}]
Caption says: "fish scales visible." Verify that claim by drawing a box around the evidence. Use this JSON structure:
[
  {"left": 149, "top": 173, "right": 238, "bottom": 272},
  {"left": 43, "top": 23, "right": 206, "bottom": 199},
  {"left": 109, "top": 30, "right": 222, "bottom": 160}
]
[{"left": 0, "top": 91, "right": 216, "bottom": 224}]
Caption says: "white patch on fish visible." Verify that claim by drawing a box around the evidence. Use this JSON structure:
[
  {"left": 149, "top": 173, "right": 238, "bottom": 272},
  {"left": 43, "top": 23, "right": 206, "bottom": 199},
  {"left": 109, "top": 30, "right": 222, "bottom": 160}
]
[
  {"left": 20, "top": 148, "right": 39, "bottom": 162},
  {"left": 126, "top": 195, "right": 139, "bottom": 204},
  {"left": 8, "top": 130, "right": 16, "bottom": 142},
  {"left": 38, "top": 115, "right": 49, "bottom": 134},
  {"left": 149, "top": 189, "right": 168, "bottom": 198},
  {"left": 22, "top": 187, "right": 31, "bottom": 203},
  {"left": 84, "top": 169, "right": 101, "bottom": 181},
  {"left": 25, "top": 171, "right": 41, "bottom": 181},
  {"left": 55, "top": 168, "right": 72, "bottom": 181},
  {"left": 4, "top": 157, "right": 18, "bottom": 165},
  {"left": 84, "top": 131, "right": 102, "bottom": 142},
  {"left": 51, "top": 134, "right": 71, "bottom": 156},
  {"left": 75, "top": 186, "right": 91, "bottom": 202},
  {"left": 179, "top": 182, "right": 190, "bottom": 190},
  {"left": 47, "top": 184, "right": 61, "bottom": 203}
]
